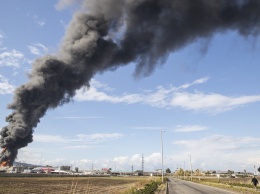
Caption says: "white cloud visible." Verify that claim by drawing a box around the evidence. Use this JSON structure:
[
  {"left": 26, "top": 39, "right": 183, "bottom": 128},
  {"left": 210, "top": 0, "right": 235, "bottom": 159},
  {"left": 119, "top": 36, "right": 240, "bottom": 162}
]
[
  {"left": 170, "top": 92, "right": 260, "bottom": 113},
  {"left": 27, "top": 46, "right": 40, "bottom": 55},
  {"left": 0, "top": 47, "right": 7, "bottom": 51},
  {"left": 74, "top": 77, "right": 206, "bottom": 105},
  {"left": 177, "top": 77, "right": 209, "bottom": 90},
  {"left": 173, "top": 135, "right": 260, "bottom": 151},
  {"left": 174, "top": 125, "right": 208, "bottom": 133},
  {"left": 20, "top": 133, "right": 260, "bottom": 172},
  {"left": 33, "top": 134, "right": 68, "bottom": 144},
  {"left": 0, "top": 49, "right": 25, "bottom": 67},
  {"left": 113, "top": 156, "right": 130, "bottom": 165},
  {"left": 63, "top": 145, "right": 91, "bottom": 150},
  {"left": 132, "top": 126, "right": 163, "bottom": 130},
  {"left": 0, "top": 75, "right": 15, "bottom": 94},
  {"left": 113, "top": 153, "right": 162, "bottom": 171},
  {"left": 28, "top": 43, "right": 48, "bottom": 55},
  {"left": 145, "top": 153, "right": 162, "bottom": 168},
  {"left": 35, "top": 21, "right": 45, "bottom": 26},
  {"left": 34, "top": 133, "right": 123, "bottom": 146},
  {"left": 74, "top": 78, "right": 260, "bottom": 114},
  {"left": 0, "top": 32, "right": 4, "bottom": 39},
  {"left": 18, "top": 150, "right": 161, "bottom": 171},
  {"left": 172, "top": 135, "right": 260, "bottom": 171},
  {"left": 55, "top": 116, "right": 104, "bottom": 119},
  {"left": 32, "top": 15, "right": 45, "bottom": 27},
  {"left": 76, "top": 133, "right": 123, "bottom": 141},
  {"left": 76, "top": 86, "right": 143, "bottom": 104},
  {"left": 0, "top": 32, "right": 5, "bottom": 45},
  {"left": 75, "top": 79, "right": 138, "bottom": 103}
]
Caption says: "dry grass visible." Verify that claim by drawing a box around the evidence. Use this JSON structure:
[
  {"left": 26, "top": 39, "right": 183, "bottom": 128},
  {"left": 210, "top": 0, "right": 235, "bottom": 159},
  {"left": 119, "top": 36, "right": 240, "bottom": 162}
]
[
  {"left": 191, "top": 177, "right": 260, "bottom": 194},
  {"left": 0, "top": 176, "right": 151, "bottom": 194}
]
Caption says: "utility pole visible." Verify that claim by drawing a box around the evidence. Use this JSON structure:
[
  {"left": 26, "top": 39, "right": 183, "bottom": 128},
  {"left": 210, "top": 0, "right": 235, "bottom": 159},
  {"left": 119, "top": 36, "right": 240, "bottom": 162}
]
[
  {"left": 142, "top": 154, "right": 144, "bottom": 175},
  {"left": 188, "top": 155, "right": 192, "bottom": 181},
  {"left": 183, "top": 161, "right": 186, "bottom": 179},
  {"left": 161, "top": 130, "right": 165, "bottom": 183}
]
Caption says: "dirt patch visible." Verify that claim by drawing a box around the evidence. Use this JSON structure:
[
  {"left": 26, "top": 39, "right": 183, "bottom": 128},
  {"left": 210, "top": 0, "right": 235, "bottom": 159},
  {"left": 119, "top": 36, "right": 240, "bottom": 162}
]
[{"left": 0, "top": 176, "right": 149, "bottom": 194}]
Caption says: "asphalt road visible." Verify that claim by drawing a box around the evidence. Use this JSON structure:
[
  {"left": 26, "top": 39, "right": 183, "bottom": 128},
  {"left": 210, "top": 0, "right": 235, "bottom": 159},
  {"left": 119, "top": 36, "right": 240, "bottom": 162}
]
[{"left": 167, "top": 178, "right": 238, "bottom": 194}]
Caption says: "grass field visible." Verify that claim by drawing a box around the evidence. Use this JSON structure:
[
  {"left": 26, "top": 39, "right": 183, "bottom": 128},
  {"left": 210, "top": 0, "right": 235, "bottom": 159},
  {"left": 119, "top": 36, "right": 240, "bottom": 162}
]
[{"left": 0, "top": 176, "right": 156, "bottom": 194}]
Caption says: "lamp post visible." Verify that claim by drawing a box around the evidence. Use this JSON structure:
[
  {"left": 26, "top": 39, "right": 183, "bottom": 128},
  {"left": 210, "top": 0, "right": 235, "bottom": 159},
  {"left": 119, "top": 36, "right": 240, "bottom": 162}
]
[
  {"left": 188, "top": 155, "right": 192, "bottom": 181},
  {"left": 183, "top": 161, "right": 186, "bottom": 179},
  {"left": 161, "top": 130, "right": 165, "bottom": 183}
]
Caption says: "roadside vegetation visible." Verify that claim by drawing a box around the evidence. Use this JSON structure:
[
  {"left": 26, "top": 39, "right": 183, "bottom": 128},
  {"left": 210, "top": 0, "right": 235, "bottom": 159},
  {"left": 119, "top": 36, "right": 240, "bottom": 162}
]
[
  {"left": 125, "top": 180, "right": 161, "bottom": 194},
  {"left": 173, "top": 167, "right": 260, "bottom": 193},
  {"left": 176, "top": 176, "right": 260, "bottom": 194}
]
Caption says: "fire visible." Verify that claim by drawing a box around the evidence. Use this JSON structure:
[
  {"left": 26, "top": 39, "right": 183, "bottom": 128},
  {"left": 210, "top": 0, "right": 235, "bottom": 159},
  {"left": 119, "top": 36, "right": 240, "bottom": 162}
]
[
  {"left": 0, "top": 147, "right": 11, "bottom": 167},
  {"left": 0, "top": 161, "right": 10, "bottom": 167}
]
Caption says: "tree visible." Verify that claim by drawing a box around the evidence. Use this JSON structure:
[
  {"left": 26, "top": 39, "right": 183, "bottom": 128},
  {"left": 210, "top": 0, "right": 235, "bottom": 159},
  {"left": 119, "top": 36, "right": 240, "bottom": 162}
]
[
  {"left": 175, "top": 168, "right": 184, "bottom": 176},
  {"left": 60, "top": 166, "right": 70, "bottom": 171},
  {"left": 165, "top": 168, "right": 171, "bottom": 173},
  {"left": 107, "top": 168, "right": 112, "bottom": 174}
]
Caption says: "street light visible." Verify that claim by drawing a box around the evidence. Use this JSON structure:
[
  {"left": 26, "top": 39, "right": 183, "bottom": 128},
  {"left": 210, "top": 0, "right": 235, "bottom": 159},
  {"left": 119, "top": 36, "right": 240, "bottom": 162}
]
[
  {"left": 161, "top": 130, "right": 165, "bottom": 183},
  {"left": 188, "top": 155, "right": 192, "bottom": 181},
  {"left": 183, "top": 161, "right": 185, "bottom": 179}
]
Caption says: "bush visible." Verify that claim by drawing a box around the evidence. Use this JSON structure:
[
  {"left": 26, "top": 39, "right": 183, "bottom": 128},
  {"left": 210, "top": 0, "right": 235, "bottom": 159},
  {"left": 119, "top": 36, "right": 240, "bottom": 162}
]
[{"left": 132, "top": 181, "right": 161, "bottom": 194}]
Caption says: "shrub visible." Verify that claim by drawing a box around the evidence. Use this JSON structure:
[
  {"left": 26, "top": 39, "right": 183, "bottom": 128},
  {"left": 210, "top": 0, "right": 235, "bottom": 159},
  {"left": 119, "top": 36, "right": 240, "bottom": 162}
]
[{"left": 132, "top": 181, "right": 161, "bottom": 194}]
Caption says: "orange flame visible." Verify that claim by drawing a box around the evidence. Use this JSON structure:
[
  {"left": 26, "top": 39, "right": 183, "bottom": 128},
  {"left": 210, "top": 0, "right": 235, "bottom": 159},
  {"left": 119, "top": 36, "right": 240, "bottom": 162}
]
[
  {"left": 0, "top": 147, "right": 11, "bottom": 167},
  {"left": 0, "top": 161, "right": 10, "bottom": 167}
]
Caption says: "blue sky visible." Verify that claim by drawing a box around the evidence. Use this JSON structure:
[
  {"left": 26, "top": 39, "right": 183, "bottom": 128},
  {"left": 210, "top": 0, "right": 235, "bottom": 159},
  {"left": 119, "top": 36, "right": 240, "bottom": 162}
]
[{"left": 1, "top": 0, "right": 260, "bottom": 173}]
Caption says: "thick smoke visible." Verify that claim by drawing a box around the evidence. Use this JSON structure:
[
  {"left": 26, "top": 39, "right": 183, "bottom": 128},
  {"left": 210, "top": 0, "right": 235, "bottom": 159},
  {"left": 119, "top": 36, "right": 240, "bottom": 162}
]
[{"left": 1, "top": 0, "right": 260, "bottom": 165}]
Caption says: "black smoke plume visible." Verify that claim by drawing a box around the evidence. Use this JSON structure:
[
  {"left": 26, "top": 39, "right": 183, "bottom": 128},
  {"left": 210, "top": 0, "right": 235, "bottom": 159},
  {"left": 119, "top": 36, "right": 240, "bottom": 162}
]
[{"left": 1, "top": 0, "right": 260, "bottom": 166}]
